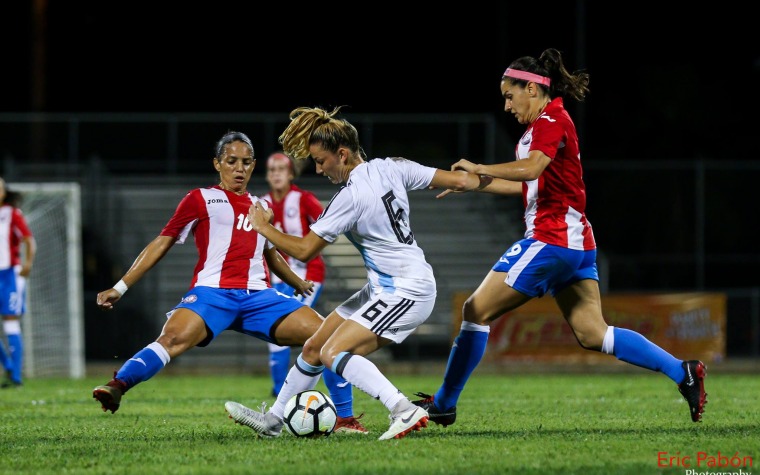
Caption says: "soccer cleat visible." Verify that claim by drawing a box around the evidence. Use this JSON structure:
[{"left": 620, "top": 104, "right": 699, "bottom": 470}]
[
  {"left": 225, "top": 401, "right": 283, "bottom": 438},
  {"left": 412, "top": 392, "right": 457, "bottom": 427},
  {"left": 1, "top": 369, "right": 21, "bottom": 388},
  {"left": 1, "top": 376, "right": 21, "bottom": 389},
  {"left": 378, "top": 406, "right": 428, "bottom": 440},
  {"left": 92, "top": 376, "right": 127, "bottom": 413},
  {"left": 334, "top": 413, "right": 369, "bottom": 434},
  {"left": 678, "top": 360, "right": 708, "bottom": 422}
]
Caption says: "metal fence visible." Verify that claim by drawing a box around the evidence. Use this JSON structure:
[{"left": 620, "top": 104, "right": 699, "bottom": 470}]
[{"left": 1, "top": 112, "right": 757, "bottom": 359}]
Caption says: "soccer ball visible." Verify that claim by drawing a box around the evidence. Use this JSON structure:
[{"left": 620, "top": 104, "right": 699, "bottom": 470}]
[{"left": 282, "top": 390, "right": 337, "bottom": 437}]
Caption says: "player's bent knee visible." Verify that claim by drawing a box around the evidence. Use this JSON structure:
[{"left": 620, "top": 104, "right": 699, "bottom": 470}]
[{"left": 300, "top": 338, "right": 322, "bottom": 361}]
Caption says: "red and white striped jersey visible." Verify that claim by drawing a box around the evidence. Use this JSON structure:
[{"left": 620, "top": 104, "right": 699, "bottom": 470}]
[
  {"left": 516, "top": 97, "right": 596, "bottom": 251},
  {"left": 261, "top": 184, "right": 326, "bottom": 284},
  {"left": 160, "top": 186, "right": 273, "bottom": 290},
  {"left": 0, "top": 204, "right": 33, "bottom": 270}
]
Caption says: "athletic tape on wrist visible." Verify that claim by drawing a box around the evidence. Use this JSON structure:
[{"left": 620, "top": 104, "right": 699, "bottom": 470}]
[{"left": 113, "top": 279, "right": 129, "bottom": 296}]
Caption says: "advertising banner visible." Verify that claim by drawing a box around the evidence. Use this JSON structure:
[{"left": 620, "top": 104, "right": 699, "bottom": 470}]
[{"left": 451, "top": 292, "right": 726, "bottom": 364}]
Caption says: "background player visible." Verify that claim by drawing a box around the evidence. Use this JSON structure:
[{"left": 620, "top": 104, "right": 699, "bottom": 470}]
[{"left": 0, "top": 179, "right": 36, "bottom": 388}]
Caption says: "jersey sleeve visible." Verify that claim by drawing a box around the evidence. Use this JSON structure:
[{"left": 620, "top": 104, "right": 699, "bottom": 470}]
[
  {"left": 301, "top": 191, "right": 324, "bottom": 224},
  {"left": 160, "top": 189, "right": 202, "bottom": 244},
  {"left": 529, "top": 115, "right": 565, "bottom": 159},
  {"left": 396, "top": 158, "right": 437, "bottom": 191},
  {"left": 11, "top": 208, "right": 33, "bottom": 238},
  {"left": 308, "top": 187, "right": 356, "bottom": 243}
]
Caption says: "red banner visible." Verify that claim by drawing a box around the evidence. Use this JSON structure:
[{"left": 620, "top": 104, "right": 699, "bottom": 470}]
[{"left": 451, "top": 292, "right": 726, "bottom": 364}]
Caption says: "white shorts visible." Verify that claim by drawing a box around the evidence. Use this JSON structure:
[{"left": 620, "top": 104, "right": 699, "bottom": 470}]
[{"left": 335, "top": 283, "right": 435, "bottom": 344}]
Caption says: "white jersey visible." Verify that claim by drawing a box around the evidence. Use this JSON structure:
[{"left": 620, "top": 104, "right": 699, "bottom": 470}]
[{"left": 310, "top": 157, "right": 437, "bottom": 299}]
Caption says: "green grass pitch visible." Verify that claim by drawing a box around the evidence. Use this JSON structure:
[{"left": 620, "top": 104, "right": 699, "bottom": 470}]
[{"left": 1, "top": 372, "right": 758, "bottom": 475}]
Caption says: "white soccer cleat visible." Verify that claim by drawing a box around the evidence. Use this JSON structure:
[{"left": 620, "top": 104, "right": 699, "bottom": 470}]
[
  {"left": 225, "top": 401, "right": 283, "bottom": 438},
  {"left": 378, "top": 406, "right": 429, "bottom": 440}
]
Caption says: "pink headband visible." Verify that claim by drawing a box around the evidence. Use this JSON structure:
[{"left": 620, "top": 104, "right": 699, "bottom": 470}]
[
  {"left": 503, "top": 68, "right": 551, "bottom": 87},
  {"left": 267, "top": 152, "right": 294, "bottom": 172}
]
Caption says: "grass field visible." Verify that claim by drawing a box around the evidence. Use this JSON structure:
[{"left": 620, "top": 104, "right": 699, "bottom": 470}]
[{"left": 1, "top": 372, "right": 758, "bottom": 475}]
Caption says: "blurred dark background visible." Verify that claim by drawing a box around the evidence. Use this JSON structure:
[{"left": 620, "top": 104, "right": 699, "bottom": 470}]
[
  {"left": 3, "top": 1, "right": 758, "bottom": 160},
  {"left": 2, "top": 1, "right": 759, "bottom": 364}
]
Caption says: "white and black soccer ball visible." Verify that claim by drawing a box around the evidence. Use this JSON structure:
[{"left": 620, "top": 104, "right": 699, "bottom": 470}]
[{"left": 282, "top": 390, "right": 338, "bottom": 437}]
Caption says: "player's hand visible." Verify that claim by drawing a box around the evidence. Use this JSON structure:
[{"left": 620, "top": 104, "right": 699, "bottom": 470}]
[
  {"left": 436, "top": 189, "right": 457, "bottom": 199},
  {"left": 248, "top": 202, "right": 274, "bottom": 231},
  {"left": 293, "top": 280, "right": 315, "bottom": 298},
  {"left": 451, "top": 158, "right": 476, "bottom": 172},
  {"left": 96, "top": 288, "right": 122, "bottom": 311}
]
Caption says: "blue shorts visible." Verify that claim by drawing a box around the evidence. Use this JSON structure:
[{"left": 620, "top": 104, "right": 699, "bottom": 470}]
[
  {"left": 492, "top": 238, "right": 598, "bottom": 298},
  {"left": 272, "top": 281, "right": 323, "bottom": 308},
  {"left": 169, "top": 287, "right": 306, "bottom": 347},
  {"left": 0, "top": 267, "right": 25, "bottom": 316}
]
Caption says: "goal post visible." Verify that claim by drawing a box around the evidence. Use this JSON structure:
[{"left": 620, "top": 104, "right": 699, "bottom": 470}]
[{"left": 8, "top": 182, "right": 85, "bottom": 379}]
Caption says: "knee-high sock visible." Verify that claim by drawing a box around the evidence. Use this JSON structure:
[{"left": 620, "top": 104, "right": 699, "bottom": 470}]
[
  {"left": 604, "top": 326, "right": 684, "bottom": 383},
  {"left": 114, "top": 342, "right": 171, "bottom": 390},
  {"left": 0, "top": 339, "right": 10, "bottom": 373},
  {"left": 333, "top": 351, "right": 405, "bottom": 412},
  {"left": 435, "top": 322, "right": 490, "bottom": 411},
  {"left": 271, "top": 353, "right": 323, "bottom": 420},
  {"left": 323, "top": 367, "right": 353, "bottom": 418},
  {"left": 267, "top": 343, "right": 290, "bottom": 395},
  {"left": 4, "top": 320, "right": 23, "bottom": 383}
]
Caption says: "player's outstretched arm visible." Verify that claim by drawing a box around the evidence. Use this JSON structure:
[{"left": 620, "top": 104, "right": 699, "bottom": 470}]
[
  {"left": 96, "top": 235, "right": 176, "bottom": 310},
  {"left": 249, "top": 202, "right": 328, "bottom": 262},
  {"left": 263, "top": 247, "right": 314, "bottom": 297}
]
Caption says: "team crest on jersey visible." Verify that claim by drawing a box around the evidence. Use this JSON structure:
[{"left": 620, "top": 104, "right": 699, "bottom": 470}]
[
  {"left": 520, "top": 131, "right": 532, "bottom": 145},
  {"left": 286, "top": 207, "right": 298, "bottom": 218},
  {"left": 181, "top": 294, "right": 198, "bottom": 304}
]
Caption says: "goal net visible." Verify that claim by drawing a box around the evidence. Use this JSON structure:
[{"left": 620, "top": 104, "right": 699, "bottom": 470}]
[{"left": 7, "top": 182, "right": 85, "bottom": 378}]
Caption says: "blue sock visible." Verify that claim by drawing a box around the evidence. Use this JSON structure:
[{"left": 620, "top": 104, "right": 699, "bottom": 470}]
[
  {"left": 0, "top": 341, "right": 11, "bottom": 373},
  {"left": 613, "top": 327, "right": 684, "bottom": 383},
  {"left": 269, "top": 347, "right": 291, "bottom": 396},
  {"left": 435, "top": 324, "right": 490, "bottom": 411},
  {"left": 323, "top": 368, "right": 353, "bottom": 418},
  {"left": 115, "top": 342, "right": 170, "bottom": 389},
  {"left": 7, "top": 334, "right": 23, "bottom": 383}
]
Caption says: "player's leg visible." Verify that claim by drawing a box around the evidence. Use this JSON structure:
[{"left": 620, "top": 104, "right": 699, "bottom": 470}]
[
  {"left": 4, "top": 272, "right": 28, "bottom": 386},
  {"left": 320, "top": 292, "right": 434, "bottom": 440},
  {"left": 93, "top": 308, "right": 208, "bottom": 413},
  {"left": 0, "top": 268, "right": 21, "bottom": 387},
  {"left": 2, "top": 317, "right": 22, "bottom": 386},
  {"left": 93, "top": 287, "right": 231, "bottom": 413},
  {"left": 266, "top": 342, "right": 290, "bottom": 397},
  {"left": 557, "top": 277, "right": 707, "bottom": 421},
  {"left": 417, "top": 270, "right": 530, "bottom": 422},
  {"left": 266, "top": 307, "right": 342, "bottom": 421},
  {"left": 295, "top": 282, "right": 360, "bottom": 429},
  {"left": 0, "top": 329, "right": 11, "bottom": 385},
  {"left": 225, "top": 293, "right": 338, "bottom": 437},
  {"left": 416, "top": 240, "right": 556, "bottom": 424},
  {"left": 267, "top": 282, "right": 296, "bottom": 396}
]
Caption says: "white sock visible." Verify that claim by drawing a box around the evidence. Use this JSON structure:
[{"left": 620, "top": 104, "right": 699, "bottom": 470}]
[
  {"left": 146, "top": 341, "right": 171, "bottom": 364},
  {"left": 340, "top": 355, "right": 405, "bottom": 412},
  {"left": 271, "top": 354, "right": 322, "bottom": 420},
  {"left": 601, "top": 326, "right": 615, "bottom": 355}
]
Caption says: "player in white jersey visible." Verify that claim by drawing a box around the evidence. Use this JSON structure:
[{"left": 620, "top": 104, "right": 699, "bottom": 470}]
[
  {"left": 261, "top": 151, "right": 366, "bottom": 434},
  {"left": 223, "top": 106, "right": 492, "bottom": 441},
  {"left": 91, "top": 131, "right": 339, "bottom": 415},
  {"left": 413, "top": 48, "right": 708, "bottom": 426}
]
